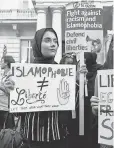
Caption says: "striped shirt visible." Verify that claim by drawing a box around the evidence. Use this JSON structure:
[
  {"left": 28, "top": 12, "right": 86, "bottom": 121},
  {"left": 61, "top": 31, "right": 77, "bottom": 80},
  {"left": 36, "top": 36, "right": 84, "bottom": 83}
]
[{"left": 21, "top": 111, "right": 69, "bottom": 142}]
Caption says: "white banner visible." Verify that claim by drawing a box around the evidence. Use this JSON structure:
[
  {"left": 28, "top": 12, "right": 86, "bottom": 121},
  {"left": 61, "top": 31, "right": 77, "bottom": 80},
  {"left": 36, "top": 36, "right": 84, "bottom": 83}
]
[
  {"left": 65, "top": 1, "right": 103, "bottom": 64},
  {"left": 10, "top": 63, "right": 76, "bottom": 113},
  {"left": 98, "top": 69, "right": 114, "bottom": 146}
]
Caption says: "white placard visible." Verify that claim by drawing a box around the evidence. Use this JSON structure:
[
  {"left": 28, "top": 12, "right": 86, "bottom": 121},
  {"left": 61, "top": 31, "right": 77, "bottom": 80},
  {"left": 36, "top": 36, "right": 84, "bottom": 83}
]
[
  {"left": 65, "top": 1, "right": 103, "bottom": 63},
  {"left": 98, "top": 69, "right": 114, "bottom": 146},
  {"left": 65, "top": 1, "right": 103, "bottom": 135},
  {"left": 10, "top": 63, "right": 76, "bottom": 113}
]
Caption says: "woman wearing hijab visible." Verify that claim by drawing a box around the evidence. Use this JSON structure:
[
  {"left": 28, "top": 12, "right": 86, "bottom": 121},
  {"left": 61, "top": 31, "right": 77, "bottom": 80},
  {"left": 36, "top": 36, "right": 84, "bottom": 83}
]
[
  {"left": 21, "top": 28, "right": 69, "bottom": 148},
  {"left": 90, "top": 35, "right": 113, "bottom": 148}
]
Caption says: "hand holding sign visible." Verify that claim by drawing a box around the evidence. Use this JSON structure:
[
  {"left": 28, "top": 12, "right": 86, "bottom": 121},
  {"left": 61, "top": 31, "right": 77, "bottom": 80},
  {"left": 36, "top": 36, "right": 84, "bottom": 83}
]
[
  {"left": 79, "top": 64, "right": 88, "bottom": 74},
  {"left": 90, "top": 96, "right": 99, "bottom": 115},
  {"left": 4, "top": 78, "right": 15, "bottom": 94},
  {"left": 57, "top": 79, "right": 70, "bottom": 105}
]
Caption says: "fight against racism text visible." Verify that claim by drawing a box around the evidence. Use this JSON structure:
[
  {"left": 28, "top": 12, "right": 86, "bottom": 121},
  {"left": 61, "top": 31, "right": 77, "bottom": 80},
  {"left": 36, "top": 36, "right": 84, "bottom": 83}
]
[{"left": 66, "top": 9, "right": 102, "bottom": 30}]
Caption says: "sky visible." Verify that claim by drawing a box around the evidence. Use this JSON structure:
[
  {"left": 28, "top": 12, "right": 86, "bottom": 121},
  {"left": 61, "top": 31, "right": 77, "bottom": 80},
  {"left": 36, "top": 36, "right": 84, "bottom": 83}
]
[{"left": 0, "top": 0, "right": 33, "bottom": 9}]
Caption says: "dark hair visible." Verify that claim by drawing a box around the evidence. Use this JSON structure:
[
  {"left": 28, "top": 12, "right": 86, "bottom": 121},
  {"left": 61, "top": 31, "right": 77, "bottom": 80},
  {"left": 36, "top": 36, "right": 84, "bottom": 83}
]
[
  {"left": 103, "top": 35, "right": 113, "bottom": 69},
  {"left": 60, "top": 53, "right": 77, "bottom": 65},
  {"left": 2, "top": 55, "right": 15, "bottom": 68}
]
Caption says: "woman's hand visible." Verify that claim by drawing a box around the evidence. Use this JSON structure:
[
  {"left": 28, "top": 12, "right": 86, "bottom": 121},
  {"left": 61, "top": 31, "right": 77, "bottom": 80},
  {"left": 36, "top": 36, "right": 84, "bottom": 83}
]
[
  {"left": 4, "top": 78, "right": 15, "bottom": 94},
  {"left": 90, "top": 96, "right": 99, "bottom": 116},
  {"left": 79, "top": 64, "right": 88, "bottom": 74},
  {"left": 76, "top": 64, "right": 88, "bottom": 81}
]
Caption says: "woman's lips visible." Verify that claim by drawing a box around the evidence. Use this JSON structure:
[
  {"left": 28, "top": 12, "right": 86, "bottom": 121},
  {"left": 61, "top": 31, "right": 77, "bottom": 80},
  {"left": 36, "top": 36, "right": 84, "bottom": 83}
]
[{"left": 50, "top": 49, "right": 56, "bottom": 52}]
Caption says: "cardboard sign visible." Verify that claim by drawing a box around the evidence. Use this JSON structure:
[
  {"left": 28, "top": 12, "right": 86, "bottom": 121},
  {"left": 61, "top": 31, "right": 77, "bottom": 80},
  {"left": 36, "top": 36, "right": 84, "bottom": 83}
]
[
  {"left": 10, "top": 63, "right": 76, "bottom": 113},
  {"left": 65, "top": 1, "right": 103, "bottom": 64},
  {"left": 65, "top": 1, "right": 103, "bottom": 135},
  {"left": 98, "top": 69, "right": 114, "bottom": 146}
]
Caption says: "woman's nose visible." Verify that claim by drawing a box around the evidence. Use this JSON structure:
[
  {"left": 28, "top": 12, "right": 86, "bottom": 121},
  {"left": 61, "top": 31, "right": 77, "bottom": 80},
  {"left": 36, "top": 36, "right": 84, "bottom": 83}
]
[{"left": 50, "top": 40, "right": 56, "bottom": 47}]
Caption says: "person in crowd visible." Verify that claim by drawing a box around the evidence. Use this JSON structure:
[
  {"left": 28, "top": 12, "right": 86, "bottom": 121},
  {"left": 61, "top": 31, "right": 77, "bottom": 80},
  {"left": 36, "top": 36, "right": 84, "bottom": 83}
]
[
  {"left": 21, "top": 28, "right": 71, "bottom": 148},
  {"left": 59, "top": 52, "right": 103, "bottom": 148},
  {"left": 59, "top": 52, "right": 89, "bottom": 148},
  {"left": 90, "top": 35, "right": 113, "bottom": 148},
  {"left": 0, "top": 55, "right": 15, "bottom": 130}
]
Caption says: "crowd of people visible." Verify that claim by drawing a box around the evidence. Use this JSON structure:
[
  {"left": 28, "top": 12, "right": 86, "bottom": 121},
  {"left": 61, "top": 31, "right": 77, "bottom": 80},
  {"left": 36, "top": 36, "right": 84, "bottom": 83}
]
[{"left": 0, "top": 28, "right": 113, "bottom": 148}]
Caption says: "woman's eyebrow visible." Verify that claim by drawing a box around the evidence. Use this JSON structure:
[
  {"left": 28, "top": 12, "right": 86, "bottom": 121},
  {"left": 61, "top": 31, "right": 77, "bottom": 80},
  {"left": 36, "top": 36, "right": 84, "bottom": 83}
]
[
  {"left": 44, "top": 37, "right": 57, "bottom": 40},
  {"left": 43, "top": 37, "right": 51, "bottom": 39}
]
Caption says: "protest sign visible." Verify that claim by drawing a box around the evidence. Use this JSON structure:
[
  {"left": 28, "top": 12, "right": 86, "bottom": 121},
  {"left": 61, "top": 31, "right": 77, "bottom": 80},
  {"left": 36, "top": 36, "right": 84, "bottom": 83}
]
[
  {"left": 65, "top": 1, "right": 103, "bottom": 64},
  {"left": 65, "top": 1, "right": 104, "bottom": 135},
  {"left": 10, "top": 63, "right": 76, "bottom": 113},
  {"left": 98, "top": 69, "right": 114, "bottom": 146}
]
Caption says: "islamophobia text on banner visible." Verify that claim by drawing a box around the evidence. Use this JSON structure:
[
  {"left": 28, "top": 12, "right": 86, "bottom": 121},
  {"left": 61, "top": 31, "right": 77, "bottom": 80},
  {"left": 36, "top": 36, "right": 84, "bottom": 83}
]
[{"left": 10, "top": 63, "right": 76, "bottom": 113}]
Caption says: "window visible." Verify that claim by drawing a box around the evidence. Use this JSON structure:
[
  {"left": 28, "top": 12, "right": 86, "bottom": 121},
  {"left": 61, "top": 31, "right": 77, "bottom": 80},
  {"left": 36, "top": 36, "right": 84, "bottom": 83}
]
[{"left": 20, "top": 40, "right": 32, "bottom": 63}]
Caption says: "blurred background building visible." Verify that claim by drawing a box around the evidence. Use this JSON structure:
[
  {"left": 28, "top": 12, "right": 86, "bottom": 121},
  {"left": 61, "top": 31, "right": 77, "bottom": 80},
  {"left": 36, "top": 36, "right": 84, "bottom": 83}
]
[
  {"left": 0, "top": 0, "right": 36, "bottom": 63},
  {"left": 0, "top": 0, "right": 113, "bottom": 64}
]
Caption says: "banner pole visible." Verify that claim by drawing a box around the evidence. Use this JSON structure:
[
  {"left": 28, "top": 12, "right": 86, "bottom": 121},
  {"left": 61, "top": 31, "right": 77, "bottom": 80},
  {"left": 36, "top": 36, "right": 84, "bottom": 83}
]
[
  {"left": 79, "top": 0, "right": 87, "bottom": 135},
  {"left": 79, "top": 51, "right": 85, "bottom": 135}
]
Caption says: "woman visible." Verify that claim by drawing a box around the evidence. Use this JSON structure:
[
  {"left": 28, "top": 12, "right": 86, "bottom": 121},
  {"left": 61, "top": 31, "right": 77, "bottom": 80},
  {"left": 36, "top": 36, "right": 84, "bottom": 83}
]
[
  {"left": 90, "top": 35, "right": 113, "bottom": 148},
  {"left": 21, "top": 28, "right": 70, "bottom": 148},
  {"left": 59, "top": 52, "right": 102, "bottom": 148},
  {"left": 0, "top": 55, "right": 15, "bottom": 130}
]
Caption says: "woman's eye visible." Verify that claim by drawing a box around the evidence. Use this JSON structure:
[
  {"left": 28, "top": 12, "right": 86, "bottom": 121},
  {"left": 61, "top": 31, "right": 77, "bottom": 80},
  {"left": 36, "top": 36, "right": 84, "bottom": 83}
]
[
  {"left": 44, "top": 38, "right": 51, "bottom": 43},
  {"left": 43, "top": 38, "right": 57, "bottom": 44}
]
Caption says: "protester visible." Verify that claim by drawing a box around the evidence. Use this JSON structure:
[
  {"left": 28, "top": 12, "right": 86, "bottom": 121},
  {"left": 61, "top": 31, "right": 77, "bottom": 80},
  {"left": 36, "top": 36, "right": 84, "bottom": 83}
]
[
  {"left": 0, "top": 55, "right": 15, "bottom": 130},
  {"left": 90, "top": 35, "right": 113, "bottom": 148},
  {"left": 60, "top": 52, "right": 102, "bottom": 148},
  {"left": 59, "top": 53, "right": 88, "bottom": 147},
  {"left": 20, "top": 28, "right": 71, "bottom": 148}
]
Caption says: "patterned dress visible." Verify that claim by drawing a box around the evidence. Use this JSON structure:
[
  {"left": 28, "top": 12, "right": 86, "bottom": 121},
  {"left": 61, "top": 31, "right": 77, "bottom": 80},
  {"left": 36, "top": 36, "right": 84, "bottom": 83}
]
[{"left": 21, "top": 111, "right": 69, "bottom": 142}]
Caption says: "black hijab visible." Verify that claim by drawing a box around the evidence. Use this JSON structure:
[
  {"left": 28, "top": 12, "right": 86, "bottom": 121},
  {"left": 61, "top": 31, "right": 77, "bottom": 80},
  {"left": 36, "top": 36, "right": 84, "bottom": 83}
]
[
  {"left": 103, "top": 36, "right": 113, "bottom": 69},
  {"left": 32, "top": 28, "right": 59, "bottom": 64}
]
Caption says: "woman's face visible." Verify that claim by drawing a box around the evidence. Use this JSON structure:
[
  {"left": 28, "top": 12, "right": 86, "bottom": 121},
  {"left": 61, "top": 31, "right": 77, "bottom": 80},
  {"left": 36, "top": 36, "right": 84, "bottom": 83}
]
[{"left": 41, "top": 31, "right": 58, "bottom": 58}]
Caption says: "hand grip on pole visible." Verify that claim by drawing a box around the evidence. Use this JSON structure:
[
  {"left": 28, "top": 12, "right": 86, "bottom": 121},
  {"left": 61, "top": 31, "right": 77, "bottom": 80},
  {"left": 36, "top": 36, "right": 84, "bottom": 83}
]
[{"left": 84, "top": 74, "right": 88, "bottom": 97}]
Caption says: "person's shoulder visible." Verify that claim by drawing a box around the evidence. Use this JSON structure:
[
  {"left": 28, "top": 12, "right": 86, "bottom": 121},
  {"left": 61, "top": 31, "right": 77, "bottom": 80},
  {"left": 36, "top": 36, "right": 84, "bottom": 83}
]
[
  {"left": 4, "top": 70, "right": 13, "bottom": 81},
  {"left": 6, "top": 70, "right": 12, "bottom": 78}
]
